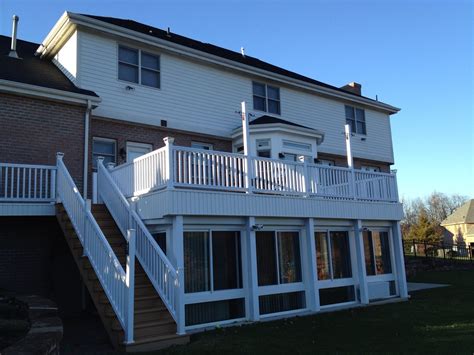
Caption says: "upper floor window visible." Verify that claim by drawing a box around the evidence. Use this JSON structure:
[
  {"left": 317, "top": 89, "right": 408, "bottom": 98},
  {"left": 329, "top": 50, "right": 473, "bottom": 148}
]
[
  {"left": 253, "top": 82, "right": 281, "bottom": 115},
  {"left": 118, "top": 45, "right": 160, "bottom": 88},
  {"left": 345, "top": 105, "right": 366, "bottom": 135}
]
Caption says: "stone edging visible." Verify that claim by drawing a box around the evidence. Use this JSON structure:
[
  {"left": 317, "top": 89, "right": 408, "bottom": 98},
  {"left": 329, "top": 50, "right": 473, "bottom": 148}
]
[{"left": 3, "top": 296, "right": 63, "bottom": 355}]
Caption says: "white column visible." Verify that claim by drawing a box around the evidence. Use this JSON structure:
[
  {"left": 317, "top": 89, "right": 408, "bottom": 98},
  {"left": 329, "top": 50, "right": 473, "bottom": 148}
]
[
  {"left": 245, "top": 216, "right": 259, "bottom": 321},
  {"left": 392, "top": 221, "right": 409, "bottom": 298},
  {"left": 172, "top": 215, "right": 186, "bottom": 334},
  {"left": 345, "top": 124, "right": 357, "bottom": 200},
  {"left": 164, "top": 137, "right": 175, "bottom": 190},
  {"left": 353, "top": 219, "right": 369, "bottom": 304},
  {"left": 241, "top": 102, "right": 254, "bottom": 194},
  {"left": 303, "top": 218, "right": 319, "bottom": 311}
]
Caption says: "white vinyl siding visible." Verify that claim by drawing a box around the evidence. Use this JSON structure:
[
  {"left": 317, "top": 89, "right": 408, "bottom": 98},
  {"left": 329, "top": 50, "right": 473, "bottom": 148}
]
[
  {"left": 75, "top": 30, "right": 395, "bottom": 163},
  {"left": 54, "top": 31, "right": 78, "bottom": 82}
]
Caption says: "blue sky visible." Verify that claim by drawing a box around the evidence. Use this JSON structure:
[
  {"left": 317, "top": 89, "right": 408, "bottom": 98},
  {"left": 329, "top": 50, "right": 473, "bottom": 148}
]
[{"left": 1, "top": 0, "right": 472, "bottom": 199}]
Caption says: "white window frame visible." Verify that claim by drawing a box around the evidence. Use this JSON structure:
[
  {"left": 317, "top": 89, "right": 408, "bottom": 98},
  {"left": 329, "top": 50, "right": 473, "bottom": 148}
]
[
  {"left": 191, "top": 141, "right": 214, "bottom": 151},
  {"left": 345, "top": 105, "right": 366, "bottom": 135},
  {"left": 252, "top": 81, "right": 281, "bottom": 115},
  {"left": 117, "top": 44, "right": 161, "bottom": 89},
  {"left": 92, "top": 137, "right": 117, "bottom": 170}
]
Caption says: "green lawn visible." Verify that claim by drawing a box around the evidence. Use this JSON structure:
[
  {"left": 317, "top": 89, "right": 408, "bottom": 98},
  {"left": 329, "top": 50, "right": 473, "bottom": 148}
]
[{"left": 153, "top": 270, "right": 474, "bottom": 354}]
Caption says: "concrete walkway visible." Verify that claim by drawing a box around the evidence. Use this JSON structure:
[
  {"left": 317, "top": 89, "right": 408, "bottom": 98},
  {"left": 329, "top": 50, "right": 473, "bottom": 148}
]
[{"left": 407, "top": 282, "right": 450, "bottom": 293}]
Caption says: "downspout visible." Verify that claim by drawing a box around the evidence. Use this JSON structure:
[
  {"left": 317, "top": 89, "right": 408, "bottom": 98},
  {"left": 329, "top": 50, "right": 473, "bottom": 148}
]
[{"left": 83, "top": 99, "right": 92, "bottom": 198}]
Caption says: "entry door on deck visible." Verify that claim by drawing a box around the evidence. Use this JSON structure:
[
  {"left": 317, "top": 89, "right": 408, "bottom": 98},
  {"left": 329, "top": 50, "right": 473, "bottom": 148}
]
[{"left": 126, "top": 142, "right": 152, "bottom": 162}]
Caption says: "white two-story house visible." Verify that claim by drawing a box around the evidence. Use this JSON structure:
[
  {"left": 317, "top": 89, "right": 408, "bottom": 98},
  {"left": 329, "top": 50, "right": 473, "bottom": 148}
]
[{"left": 0, "top": 12, "right": 407, "bottom": 351}]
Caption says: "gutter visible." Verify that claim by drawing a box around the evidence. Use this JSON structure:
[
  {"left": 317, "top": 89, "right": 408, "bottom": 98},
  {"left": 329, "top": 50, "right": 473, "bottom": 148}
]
[
  {"left": 0, "top": 79, "right": 100, "bottom": 106},
  {"left": 83, "top": 99, "right": 92, "bottom": 198},
  {"left": 39, "top": 12, "right": 400, "bottom": 115}
]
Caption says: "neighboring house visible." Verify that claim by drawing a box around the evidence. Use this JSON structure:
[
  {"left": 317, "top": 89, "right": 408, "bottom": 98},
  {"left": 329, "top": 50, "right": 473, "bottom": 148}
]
[
  {"left": 441, "top": 199, "right": 474, "bottom": 247},
  {"left": 0, "top": 12, "right": 408, "bottom": 351}
]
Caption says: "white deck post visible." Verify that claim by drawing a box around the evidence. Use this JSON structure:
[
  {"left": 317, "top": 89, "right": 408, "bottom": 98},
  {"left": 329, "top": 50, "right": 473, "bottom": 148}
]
[
  {"left": 241, "top": 102, "right": 253, "bottom": 193},
  {"left": 172, "top": 215, "right": 186, "bottom": 334},
  {"left": 82, "top": 199, "right": 92, "bottom": 257},
  {"left": 125, "top": 228, "right": 136, "bottom": 344},
  {"left": 392, "top": 221, "right": 409, "bottom": 298},
  {"left": 92, "top": 172, "right": 98, "bottom": 204},
  {"left": 345, "top": 124, "right": 357, "bottom": 200},
  {"left": 55, "top": 152, "right": 64, "bottom": 203},
  {"left": 391, "top": 169, "right": 400, "bottom": 202},
  {"left": 246, "top": 216, "right": 259, "bottom": 320},
  {"left": 304, "top": 218, "right": 319, "bottom": 311},
  {"left": 164, "top": 137, "right": 175, "bottom": 190},
  {"left": 354, "top": 219, "right": 369, "bottom": 304},
  {"left": 96, "top": 157, "right": 105, "bottom": 204}
]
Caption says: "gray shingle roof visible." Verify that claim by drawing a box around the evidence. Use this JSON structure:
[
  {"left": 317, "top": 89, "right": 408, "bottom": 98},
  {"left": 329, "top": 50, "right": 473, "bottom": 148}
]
[
  {"left": 0, "top": 35, "right": 98, "bottom": 97},
  {"left": 441, "top": 199, "right": 474, "bottom": 226}
]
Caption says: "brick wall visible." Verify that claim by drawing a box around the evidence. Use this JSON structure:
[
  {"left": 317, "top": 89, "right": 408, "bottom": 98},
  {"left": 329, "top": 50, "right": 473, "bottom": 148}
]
[
  {"left": 90, "top": 115, "right": 232, "bottom": 166},
  {"left": 0, "top": 93, "right": 86, "bottom": 190}
]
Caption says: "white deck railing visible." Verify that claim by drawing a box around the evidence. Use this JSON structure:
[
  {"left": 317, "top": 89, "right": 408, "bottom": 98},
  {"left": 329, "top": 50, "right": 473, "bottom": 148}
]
[
  {"left": 56, "top": 154, "right": 135, "bottom": 343},
  {"left": 0, "top": 163, "right": 56, "bottom": 202},
  {"left": 98, "top": 160, "right": 184, "bottom": 334},
  {"left": 109, "top": 138, "right": 399, "bottom": 203}
]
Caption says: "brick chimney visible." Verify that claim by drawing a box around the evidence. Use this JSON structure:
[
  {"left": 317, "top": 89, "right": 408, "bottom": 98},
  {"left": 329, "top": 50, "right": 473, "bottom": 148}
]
[{"left": 340, "top": 82, "right": 362, "bottom": 96}]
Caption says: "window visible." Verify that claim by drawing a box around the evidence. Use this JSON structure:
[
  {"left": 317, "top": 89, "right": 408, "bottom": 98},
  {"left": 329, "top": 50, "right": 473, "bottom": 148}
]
[
  {"left": 319, "top": 286, "right": 355, "bottom": 306},
  {"left": 118, "top": 45, "right": 160, "bottom": 88},
  {"left": 92, "top": 137, "right": 117, "bottom": 169},
  {"left": 315, "top": 231, "right": 352, "bottom": 280},
  {"left": 253, "top": 82, "right": 281, "bottom": 115},
  {"left": 256, "top": 139, "right": 271, "bottom": 158},
  {"left": 363, "top": 231, "right": 392, "bottom": 275},
  {"left": 282, "top": 140, "right": 311, "bottom": 152},
  {"left": 191, "top": 141, "right": 214, "bottom": 151},
  {"left": 184, "top": 231, "right": 242, "bottom": 293},
  {"left": 256, "top": 231, "right": 302, "bottom": 286},
  {"left": 345, "top": 105, "right": 366, "bottom": 134}
]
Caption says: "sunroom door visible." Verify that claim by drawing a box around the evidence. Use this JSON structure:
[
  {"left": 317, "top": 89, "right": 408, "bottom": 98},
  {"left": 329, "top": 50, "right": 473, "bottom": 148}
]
[
  {"left": 362, "top": 229, "right": 397, "bottom": 300},
  {"left": 315, "top": 229, "right": 358, "bottom": 307}
]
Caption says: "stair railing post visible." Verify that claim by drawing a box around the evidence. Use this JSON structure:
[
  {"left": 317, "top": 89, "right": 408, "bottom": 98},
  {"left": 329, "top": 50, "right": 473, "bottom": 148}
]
[
  {"left": 125, "top": 228, "right": 136, "bottom": 344},
  {"left": 176, "top": 266, "right": 185, "bottom": 335},
  {"left": 55, "top": 152, "right": 64, "bottom": 204},
  {"left": 129, "top": 197, "right": 138, "bottom": 230},
  {"left": 82, "top": 199, "right": 91, "bottom": 257},
  {"left": 164, "top": 137, "right": 175, "bottom": 190}
]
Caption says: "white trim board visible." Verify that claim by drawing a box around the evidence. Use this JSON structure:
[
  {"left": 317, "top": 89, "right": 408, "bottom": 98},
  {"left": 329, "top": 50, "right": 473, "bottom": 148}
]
[{"left": 0, "top": 203, "right": 56, "bottom": 216}]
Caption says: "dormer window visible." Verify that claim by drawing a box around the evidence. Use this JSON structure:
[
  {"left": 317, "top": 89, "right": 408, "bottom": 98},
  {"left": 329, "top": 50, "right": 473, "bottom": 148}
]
[
  {"left": 253, "top": 82, "right": 281, "bottom": 115},
  {"left": 118, "top": 45, "right": 160, "bottom": 88}
]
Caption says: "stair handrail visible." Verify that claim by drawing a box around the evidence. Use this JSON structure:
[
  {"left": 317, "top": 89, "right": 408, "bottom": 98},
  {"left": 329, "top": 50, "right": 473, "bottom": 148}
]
[
  {"left": 55, "top": 153, "right": 134, "bottom": 343},
  {"left": 97, "top": 160, "right": 182, "bottom": 329}
]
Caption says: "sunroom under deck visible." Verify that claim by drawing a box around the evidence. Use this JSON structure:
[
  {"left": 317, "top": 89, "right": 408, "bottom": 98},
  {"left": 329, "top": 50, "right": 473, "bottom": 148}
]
[{"left": 143, "top": 214, "right": 408, "bottom": 331}]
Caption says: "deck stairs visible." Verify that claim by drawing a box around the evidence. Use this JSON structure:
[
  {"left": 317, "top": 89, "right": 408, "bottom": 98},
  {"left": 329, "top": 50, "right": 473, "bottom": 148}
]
[{"left": 56, "top": 203, "right": 189, "bottom": 351}]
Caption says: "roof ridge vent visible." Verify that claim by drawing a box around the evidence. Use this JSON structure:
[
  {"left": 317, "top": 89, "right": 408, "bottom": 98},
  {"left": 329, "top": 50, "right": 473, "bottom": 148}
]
[
  {"left": 8, "top": 15, "right": 20, "bottom": 58},
  {"left": 166, "top": 27, "right": 171, "bottom": 37}
]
